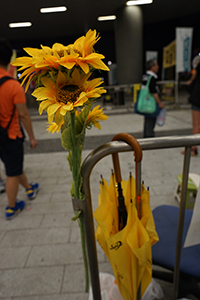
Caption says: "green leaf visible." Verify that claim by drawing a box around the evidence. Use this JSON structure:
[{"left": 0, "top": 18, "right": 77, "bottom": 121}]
[
  {"left": 70, "top": 181, "right": 75, "bottom": 198},
  {"left": 71, "top": 210, "right": 82, "bottom": 221},
  {"left": 75, "top": 123, "right": 85, "bottom": 148},
  {"left": 74, "top": 104, "right": 92, "bottom": 148},
  {"left": 78, "top": 174, "right": 85, "bottom": 200},
  {"left": 61, "top": 125, "right": 73, "bottom": 150},
  {"left": 64, "top": 111, "right": 71, "bottom": 128},
  {"left": 67, "top": 151, "right": 73, "bottom": 172}
]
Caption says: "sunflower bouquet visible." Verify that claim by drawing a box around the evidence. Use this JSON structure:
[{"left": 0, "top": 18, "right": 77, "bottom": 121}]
[{"left": 12, "top": 29, "right": 109, "bottom": 292}]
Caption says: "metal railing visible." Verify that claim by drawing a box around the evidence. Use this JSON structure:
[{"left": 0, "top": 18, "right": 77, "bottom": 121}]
[
  {"left": 75, "top": 134, "right": 200, "bottom": 300},
  {"left": 102, "top": 80, "right": 189, "bottom": 107}
]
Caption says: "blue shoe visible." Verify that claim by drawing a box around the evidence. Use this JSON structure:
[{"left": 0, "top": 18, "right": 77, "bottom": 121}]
[
  {"left": 5, "top": 201, "right": 25, "bottom": 220},
  {"left": 26, "top": 183, "right": 39, "bottom": 200}
]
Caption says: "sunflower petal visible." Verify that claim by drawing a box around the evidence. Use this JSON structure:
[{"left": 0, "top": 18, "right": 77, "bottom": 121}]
[
  {"left": 47, "top": 103, "right": 61, "bottom": 116},
  {"left": 24, "top": 47, "right": 40, "bottom": 57},
  {"left": 38, "top": 100, "right": 54, "bottom": 114},
  {"left": 32, "top": 87, "right": 55, "bottom": 101},
  {"left": 76, "top": 60, "right": 89, "bottom": 74},
  {"left": 54, "top": 110, "right": 64, "bottom": 126}
]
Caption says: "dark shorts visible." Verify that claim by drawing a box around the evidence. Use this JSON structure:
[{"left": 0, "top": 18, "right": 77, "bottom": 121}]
[
  {"left": 192, "top": 105, "right": 200, "bottom": 112},
  {"left": 0, "top": 137, "right": 24, "bottom": 177}
]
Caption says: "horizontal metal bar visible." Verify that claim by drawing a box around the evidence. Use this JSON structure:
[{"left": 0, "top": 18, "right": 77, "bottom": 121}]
[{"left": 82, "top": 134, "right": 200, "bottom": 178}]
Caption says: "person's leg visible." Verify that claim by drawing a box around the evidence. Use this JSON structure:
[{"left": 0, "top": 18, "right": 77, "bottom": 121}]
[
  {"left": 3, "top": 138, "right": 25, "bottom": 211},
  {"left": 19, "top": 172, "right": 31, "bottom": 189},
  {"left": 143, "top": 116, "right": 156, "bottom": 138},
  {"left": 19, "top": 172, "right": 39, "bottom": 199},
  {"left": 192, "top": 109, "right": 200, "bottom": 135},
  {"left": 191, "top": 109, "right": 200, "bottom": 154},
  {"left": 182, "top": 107, "right": 200, "bottom": 155},
  {"left": 143, "top": 117, "right": 147, "bottom": 138},
  {"left": 0, "top": 171, "right": 5, "bottom": 193},
  {"left": 6, "top": 176, "right": 19, "bottom": 207}
]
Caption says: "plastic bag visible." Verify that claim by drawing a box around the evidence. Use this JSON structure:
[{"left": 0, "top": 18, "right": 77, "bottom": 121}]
[
  {"left": 142, "top": 278, "right": 164, "bottom": 300},
  {"left": 156, "top": 108, "right": 166, "bottom": 126},
  {"left": 88, "top": 272, "right": 123, "bottom": 300},
  {"left": 88, "top": 273, "right": 164, "bottom": 300}
]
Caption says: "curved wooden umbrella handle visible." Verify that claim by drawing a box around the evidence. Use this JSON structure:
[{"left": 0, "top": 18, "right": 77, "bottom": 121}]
[{"left": 112, "top": 133, "right": 143, "bottom": 183}]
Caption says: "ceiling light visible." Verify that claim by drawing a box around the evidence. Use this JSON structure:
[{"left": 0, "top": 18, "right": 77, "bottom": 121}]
[
  {"left": 97, "top": 15, "right": 116, "bottom": 21},
  {"left": 9, "top": 22, "right": 32, "bottom": 28},
  {"left": 126, "top": 0, "right": 153, "bottom": 5},
  {"left": 40, "top": 6, "right": 67, "bottom": 13}
]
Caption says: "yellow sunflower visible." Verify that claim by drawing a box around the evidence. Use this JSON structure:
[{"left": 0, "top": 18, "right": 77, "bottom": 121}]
[
  {"left": 12, "top": 30, "right": 109, "bottom": 90},
  {"left": 47, "top": 121, "right": 64, "bottom": 133},
  {"left": 75, "top": 105, "right": 108, "bottom": 130},
  {"left": 86, "top": 105, "right": 108, "bottom": 129},
  {"left": 32, "top": 69, "right": 106, "bottom": 125},
  {"left": 73, "top": 29, "right": 100, "bottom": 57},
  {"left": 73, "top": 29, "right": 109, "bottom": 74},
  {"left": 12, "top": 44, "right": 79, "bottom": 92}
]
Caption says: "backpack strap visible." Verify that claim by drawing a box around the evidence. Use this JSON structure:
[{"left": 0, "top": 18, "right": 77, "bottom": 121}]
[
  {"left": 146, "top": 75, "right": 152, "bottom": 88},
  {"left": 0, "top": 76, "right": 13, "bottom": 85},
  {"left": 0, "top": 76, "right": 15, "bottom": 130}
]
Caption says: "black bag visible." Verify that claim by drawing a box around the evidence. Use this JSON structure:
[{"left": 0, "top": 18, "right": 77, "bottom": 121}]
[{"left": 0, "top": 76, "right": 14, "bottom": 144}]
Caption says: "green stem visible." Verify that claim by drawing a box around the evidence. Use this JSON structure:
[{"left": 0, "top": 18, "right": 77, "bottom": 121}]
[
  {"left": 71, "top": 111, "right": 79, "bottom": 199},
  {"left": 70, "top": 111, "right": 89, "bottom": 292}
]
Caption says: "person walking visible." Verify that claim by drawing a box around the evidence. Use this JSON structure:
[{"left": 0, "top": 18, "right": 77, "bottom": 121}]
[
  {"left": 0, "top": 173, "right": 5, "bottom": 193},
  {"left": 142, "top": 59, "right": 164, "bottom": 138},
  {"left": 186, "top": 55, "right": 200, "bottom": 156},
  {"left": 0, "top": 37, "right": 39, "bottom": 219}
]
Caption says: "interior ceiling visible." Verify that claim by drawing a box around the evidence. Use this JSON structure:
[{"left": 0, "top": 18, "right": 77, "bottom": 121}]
[{"left": 1, "top": 0, "right": 200, "bottom": 42}]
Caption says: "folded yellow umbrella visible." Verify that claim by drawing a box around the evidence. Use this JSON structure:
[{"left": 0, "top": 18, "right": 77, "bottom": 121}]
[{"left": 93, "top": 133, "right": 159, "bottom": 300}]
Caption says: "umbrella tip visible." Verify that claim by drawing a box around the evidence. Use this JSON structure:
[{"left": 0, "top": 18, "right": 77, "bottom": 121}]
[
  {"left": 111, "top": 169, "right": 114, "bottom": 173},
  {"left": 147, "top": 186, "right": 149, "bottom": 191},
  {"left": 142, "top": 180, "right": 144, "bottom": 184},
  {"left": 129, "top": 172, "right": 132, "bottom": 176},
  {"left": 100, "top": 175, "right": 104, "bottom": 185}
]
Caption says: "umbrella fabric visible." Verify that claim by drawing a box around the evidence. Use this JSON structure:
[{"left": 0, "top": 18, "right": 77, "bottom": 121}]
[{"left": 94, "top": 174, "right": 159, "bottom": 300}]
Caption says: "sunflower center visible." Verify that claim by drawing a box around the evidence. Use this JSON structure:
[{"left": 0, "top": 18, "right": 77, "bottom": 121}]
[
  {"left": 57, "top": 50, "right": 65, "bottom": 58},
  {"left": 56, "top": 85, "right": 84, "bottom": 104}
]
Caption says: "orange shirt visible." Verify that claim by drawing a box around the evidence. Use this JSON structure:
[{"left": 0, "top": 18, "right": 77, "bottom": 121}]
[{"left": 0, "top": 68, "right": 26, "bottom": 139}]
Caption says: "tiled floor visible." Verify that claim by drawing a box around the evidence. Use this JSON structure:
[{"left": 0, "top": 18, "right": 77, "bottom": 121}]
[{"left": 0, "top": 104, "right": 199, "bottom": 300}]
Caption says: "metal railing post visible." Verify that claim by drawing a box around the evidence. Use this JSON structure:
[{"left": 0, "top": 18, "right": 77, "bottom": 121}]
[{"left": 172, "top": 146, "right": 191, "bottom": 300}]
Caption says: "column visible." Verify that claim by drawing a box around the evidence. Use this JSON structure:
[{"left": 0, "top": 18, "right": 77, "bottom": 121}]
[{"left": 115, "top": 5, "right": 143, "bottom": 85}]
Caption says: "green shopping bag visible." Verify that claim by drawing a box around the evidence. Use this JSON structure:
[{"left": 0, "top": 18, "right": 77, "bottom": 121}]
[{"left": 137, "top": 76, "right": 156, "bottom": 114}]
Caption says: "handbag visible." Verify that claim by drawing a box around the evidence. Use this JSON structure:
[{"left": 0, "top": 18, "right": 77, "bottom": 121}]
[
  {"left": 135, "top": 101, "right": 161, "bottom": 118},
  {"left": 0, "top": 76, "right": 15, "bottom": 144},
  {"left": 136, "top": 75, "right": 156, "bottom": 114}
]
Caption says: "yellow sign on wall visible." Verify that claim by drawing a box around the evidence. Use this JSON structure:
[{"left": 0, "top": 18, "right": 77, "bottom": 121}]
[
  {"left": 163, "top": 40, "right": 176, "bottom": 69},
  {"left": 133, "top": 84, "right": 141, "bottom": 103}
]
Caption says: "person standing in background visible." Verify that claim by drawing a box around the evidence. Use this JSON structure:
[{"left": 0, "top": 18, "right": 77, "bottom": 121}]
[
  {"left": 0, "top": 172, "right": 5, "bottom": 193},
  {"left": 185, "top": 55, "right": 200, "bottom": 156},
  {"left": 0, "top": 37, "right": 39, "bottom": 219},
  {"left": 142, "top": 59, "right": 164, "bottom": 138}
]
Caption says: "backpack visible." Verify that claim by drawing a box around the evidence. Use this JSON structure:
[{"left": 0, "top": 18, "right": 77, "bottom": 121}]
[{"left": 0, "top": 76, "right": 15, "bottom": 144}]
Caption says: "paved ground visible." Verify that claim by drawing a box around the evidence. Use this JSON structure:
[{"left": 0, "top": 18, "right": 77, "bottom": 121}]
[{"left": 0, "top": 102, "right": 199, "bottom": 300}]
